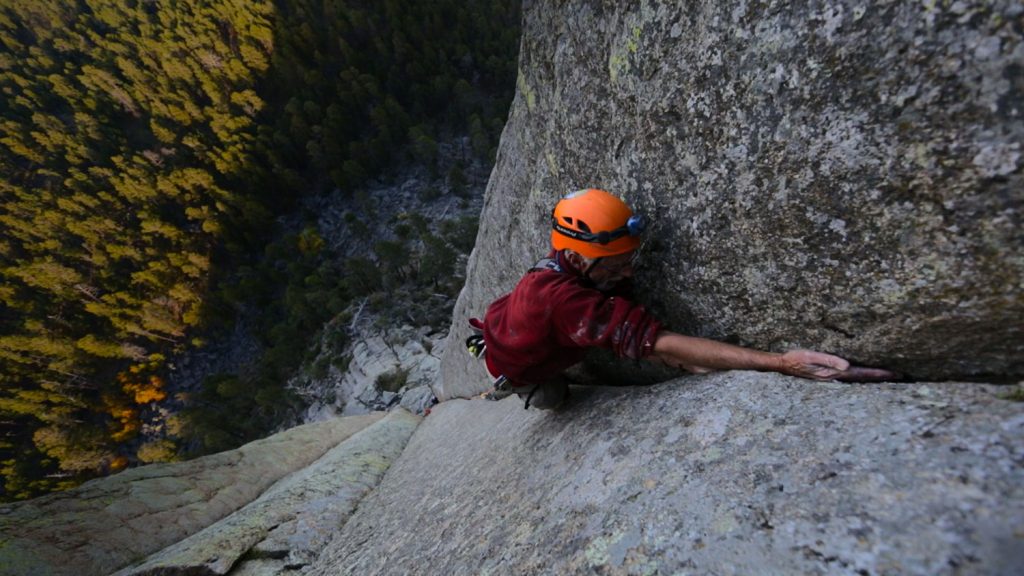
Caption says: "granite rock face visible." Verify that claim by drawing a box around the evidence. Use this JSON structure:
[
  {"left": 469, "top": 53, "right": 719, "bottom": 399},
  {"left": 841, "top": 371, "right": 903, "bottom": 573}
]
[
  {"left": 308, "top": 374, "right": 1024, "bottom": 575},
  {"left": 292, "top": 326, "right": 443, "bottom": 420},
  {"left": 0, "top": 414, "right": 386, "bottom": 576},
  {"left": 440, "top": 0, "right": 1024, "bottom": 399}
]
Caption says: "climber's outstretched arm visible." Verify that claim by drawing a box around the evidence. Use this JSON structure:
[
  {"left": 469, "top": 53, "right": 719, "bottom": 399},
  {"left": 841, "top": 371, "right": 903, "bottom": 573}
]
[{"left": 649, "top": 330, "right": 893, "bottom": 381}]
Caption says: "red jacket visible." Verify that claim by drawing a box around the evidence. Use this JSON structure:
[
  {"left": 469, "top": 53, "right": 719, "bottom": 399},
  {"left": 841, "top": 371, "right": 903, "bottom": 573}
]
[{"left": 476, "top": 251, "right": 662, "bottom": 387}]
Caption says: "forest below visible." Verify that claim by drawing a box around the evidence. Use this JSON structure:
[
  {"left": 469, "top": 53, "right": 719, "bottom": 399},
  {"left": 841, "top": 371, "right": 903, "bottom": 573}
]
[{"left": 0, "top": 0, "right": 520, "bottom": 501}]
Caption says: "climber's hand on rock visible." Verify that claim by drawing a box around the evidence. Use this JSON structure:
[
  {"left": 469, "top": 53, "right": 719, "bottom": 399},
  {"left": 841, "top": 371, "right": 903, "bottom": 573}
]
[
  {"left": 779, "top": 350, "right": 900, "bottom": 382},
  {"left": 778, "top": 349, "right": 850, "bottom": 380}
]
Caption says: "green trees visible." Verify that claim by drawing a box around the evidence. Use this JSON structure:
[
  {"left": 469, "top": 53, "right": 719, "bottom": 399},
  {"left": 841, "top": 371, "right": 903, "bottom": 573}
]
[
  {"left": 266, "top": 0, "right": 518, "bottom": 191},
  {"left": 0, "top": 0, "right": 519, "bottom": 501}
]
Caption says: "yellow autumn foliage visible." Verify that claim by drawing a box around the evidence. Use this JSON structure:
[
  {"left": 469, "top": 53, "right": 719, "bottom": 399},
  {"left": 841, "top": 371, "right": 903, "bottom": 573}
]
[
  {"left": 108, "top": 456, "right": 129, "bottom": 472},
  {"left": 133, "top": 386, "right": 166, "bottom": 404}
]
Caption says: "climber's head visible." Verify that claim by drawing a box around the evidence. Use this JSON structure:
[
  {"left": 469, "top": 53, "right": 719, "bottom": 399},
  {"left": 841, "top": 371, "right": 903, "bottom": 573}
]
[
  {"left": 551, "top": 189, "right": 644, "bottom": 257},
  {"left": 551, "top": 188, "right": 646, "bottom": 289}
]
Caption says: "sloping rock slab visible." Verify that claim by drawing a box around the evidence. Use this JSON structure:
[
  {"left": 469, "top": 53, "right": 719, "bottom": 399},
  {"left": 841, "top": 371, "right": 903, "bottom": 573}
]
[
  {"left": 309, "top": 373, "right": 1023, "bottom": 575},
  {"left": 0, "top": 413, "right": 384, "bottom": 576},
  {"left": 115, "top": 409, "right": 420, "bottom": 575}
]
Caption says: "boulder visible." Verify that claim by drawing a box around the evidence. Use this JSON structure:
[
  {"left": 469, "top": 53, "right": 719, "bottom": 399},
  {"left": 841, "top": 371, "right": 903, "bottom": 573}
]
[
  {"left": 0, "top": 414, "right": 384, "bottom": 576},
  {"left": 307, "top": 373, "right": 1024, "bottom": 575},
  {"left": 399, "top": 384, "right": 438, "bottom": 414},
  {"left": 439, "top": 0, "right": 1024, "bottom": 400}
]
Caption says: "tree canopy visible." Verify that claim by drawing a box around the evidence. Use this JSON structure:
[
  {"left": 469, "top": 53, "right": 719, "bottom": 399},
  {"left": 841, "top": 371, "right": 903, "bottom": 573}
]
[{"left": 0, "top": 0, "right": 519, "bottom": 501}]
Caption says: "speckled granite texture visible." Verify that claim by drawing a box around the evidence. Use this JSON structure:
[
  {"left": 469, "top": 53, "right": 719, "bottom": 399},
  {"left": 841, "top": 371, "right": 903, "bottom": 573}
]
[
  {"left": 311, "top": 373, "right": 1024, "bottom": 575},
  {"left": 440, "top": 0, "right": 1024, "bottom": 400}
]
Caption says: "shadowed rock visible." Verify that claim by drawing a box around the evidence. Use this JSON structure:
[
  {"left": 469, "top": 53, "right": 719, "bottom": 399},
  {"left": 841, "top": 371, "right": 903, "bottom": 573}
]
[
  {"left": 309, "top": 373, "right": 1024, "bottom": 575},
  {"left": 0, "top": 414, "right": 384, "bottom": 576},
  {"left": 439, "top": 0, "right": 1024, "bottom": 400}
]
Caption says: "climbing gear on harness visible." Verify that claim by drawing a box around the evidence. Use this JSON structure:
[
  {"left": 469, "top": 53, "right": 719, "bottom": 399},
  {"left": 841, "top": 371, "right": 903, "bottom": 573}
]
[
  {"left": 481, "top": 373, "right": 513, "bottom": 401},
  {"left": 464, "top": 317, "right": 537, "bottom": 409},
  {"left": 465, "top": 254, "right": 578, "bottom": 410},
  {"left": 465, "top": 319, "right": 513, "bottom": 401},
  {"left": 465, "top": 333, "right": 486, "bottom": 358},
  {"left": 551, "top": 189, "right": 645, "bottom": 258},
  {"left": 465, "top": 316, "right": 487, "bottom": 359}
]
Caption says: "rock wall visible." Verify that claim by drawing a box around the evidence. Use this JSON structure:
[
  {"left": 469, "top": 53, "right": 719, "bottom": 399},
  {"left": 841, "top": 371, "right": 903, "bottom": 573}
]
[
  {"left": 308, "top": 374, "right": 1024, "bottom": 575},
  {"left": 439, "top": 0, "right": 1024, "bottom": 400}
]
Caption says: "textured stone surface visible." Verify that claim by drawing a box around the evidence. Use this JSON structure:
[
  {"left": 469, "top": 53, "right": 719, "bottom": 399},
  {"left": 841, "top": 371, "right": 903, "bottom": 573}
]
[
  {"left": 293, "top": 326, "right": 442, "bottom": 419},
  {"left": 115, "top": 410, "right": 420, "bottom": 575},
  {"left": 0, "top": 414, "right": 383, "bottom": 576},
  {"left": 308, "top": 373, "right": 1024, "bottom": 575},
  {"left": 440, "top": 0, "right": 1024, "bottom": 399}
]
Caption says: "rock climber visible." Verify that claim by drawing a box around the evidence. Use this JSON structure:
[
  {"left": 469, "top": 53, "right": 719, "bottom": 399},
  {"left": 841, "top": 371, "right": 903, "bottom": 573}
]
[{"left": 467, "top": 188, "right": 895, "bottom": 410}]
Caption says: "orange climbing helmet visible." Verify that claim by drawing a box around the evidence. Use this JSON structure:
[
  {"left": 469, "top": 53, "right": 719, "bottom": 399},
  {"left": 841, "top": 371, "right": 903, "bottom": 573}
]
[{"left": 550, "top": 189, "right": 646, "bottom": 258}]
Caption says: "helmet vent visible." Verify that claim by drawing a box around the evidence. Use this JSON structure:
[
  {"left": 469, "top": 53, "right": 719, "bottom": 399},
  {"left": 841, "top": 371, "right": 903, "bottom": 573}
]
[
  {"left": 562, "top": 217, "right": 574, "bottom": 225},
  {"left": 576, "top": 220, "right": 591, "bottom": 233}
]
